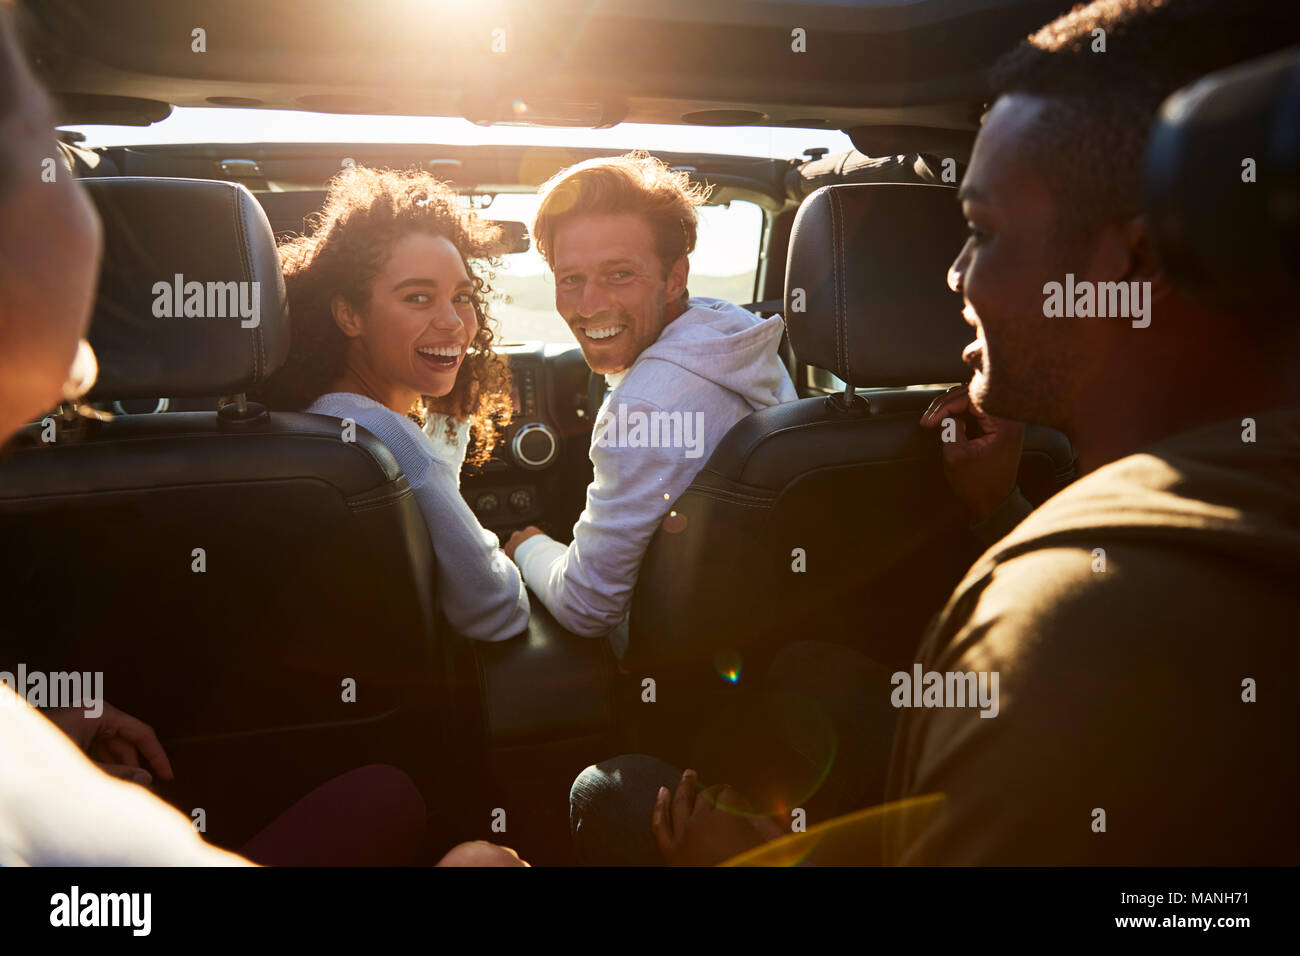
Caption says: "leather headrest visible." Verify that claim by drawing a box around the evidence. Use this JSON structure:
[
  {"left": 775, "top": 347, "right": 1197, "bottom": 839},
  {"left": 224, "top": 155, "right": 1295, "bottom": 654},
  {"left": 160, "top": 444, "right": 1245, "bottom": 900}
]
[
  {"left": 784, "top": 183, "right": 969, "bottom": 387},
  {"left": 81, "top": 177, "right": 289, "bottom": 400}
]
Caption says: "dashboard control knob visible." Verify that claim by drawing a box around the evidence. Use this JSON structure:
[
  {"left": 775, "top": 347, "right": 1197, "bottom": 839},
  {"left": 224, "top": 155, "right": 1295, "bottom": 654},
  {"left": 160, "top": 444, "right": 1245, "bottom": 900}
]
[
  {"left": 508, "top": 489, "right": 533, "bottom": 513},
  {"left": 475, "top": 493, "right": 500, "bottom": 516},
  {"left": 511, "top": 422, "right": 558, "bottom": 469}
]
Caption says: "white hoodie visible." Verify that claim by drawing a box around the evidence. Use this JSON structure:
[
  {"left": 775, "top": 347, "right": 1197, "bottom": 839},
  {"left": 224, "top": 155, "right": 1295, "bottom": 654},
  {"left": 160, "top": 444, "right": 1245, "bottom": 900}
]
[
  {"left": 0, "top": 684, "right": 250, "bottom": 866},
  {"left": 514, "top": 297, "right": 797, "bottom": 641}
]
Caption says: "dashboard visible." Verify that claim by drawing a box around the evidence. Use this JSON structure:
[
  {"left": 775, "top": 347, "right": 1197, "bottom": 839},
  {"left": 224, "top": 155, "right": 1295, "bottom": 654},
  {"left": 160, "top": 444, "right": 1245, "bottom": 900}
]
[{"left": 461, "top": 342, "right": 594, "bottom": 538}]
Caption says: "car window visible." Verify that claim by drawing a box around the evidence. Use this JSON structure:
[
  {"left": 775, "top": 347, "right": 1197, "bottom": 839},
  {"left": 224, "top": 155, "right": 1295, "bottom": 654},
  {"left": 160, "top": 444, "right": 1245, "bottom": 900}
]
[{"left": 480, "top": 193, "right": 763, "bottom": 345}]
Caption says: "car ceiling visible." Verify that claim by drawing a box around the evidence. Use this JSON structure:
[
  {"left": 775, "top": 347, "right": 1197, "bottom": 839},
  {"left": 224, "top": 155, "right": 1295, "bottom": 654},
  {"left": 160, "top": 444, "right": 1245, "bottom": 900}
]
[{"left": 20, "top": 0, "right": 1075, "bottom": 156}]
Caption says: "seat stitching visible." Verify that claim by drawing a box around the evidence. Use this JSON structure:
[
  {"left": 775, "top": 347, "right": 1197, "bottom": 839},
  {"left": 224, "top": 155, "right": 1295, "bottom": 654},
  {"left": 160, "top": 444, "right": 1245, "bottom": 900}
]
[
  {"left": 683, "top": 487, "right": 775, "bottom": 505},
  {"left": 1, "top": 430, "right": 401, "bottom": 481},
  {"left": 231, "top": 187, "right": 262, "bottom": 383},
  {"left": 681, "top": 487, "right": 774, "bottom": 509},
  {"left": 348, "top": 487, "right": 415, "bottom": 514},
  {"left": 839, "top": 191, "right": 849, "bottom": 383},
  {"left": 833, "top": 188, "right": 846, "bottom": 382},
  {"left": 346, "top": 477, "right": 412, "bottom": 506},
  {"left": 828, "top": 190, "right": 840, "bottom": 378}
]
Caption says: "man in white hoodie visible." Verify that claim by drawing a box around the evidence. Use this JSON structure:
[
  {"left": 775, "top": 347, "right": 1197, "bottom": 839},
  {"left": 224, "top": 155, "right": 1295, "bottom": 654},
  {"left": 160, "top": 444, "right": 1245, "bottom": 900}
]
[{"left": 504, "top": 153, "right": 797, "bottom": 645}]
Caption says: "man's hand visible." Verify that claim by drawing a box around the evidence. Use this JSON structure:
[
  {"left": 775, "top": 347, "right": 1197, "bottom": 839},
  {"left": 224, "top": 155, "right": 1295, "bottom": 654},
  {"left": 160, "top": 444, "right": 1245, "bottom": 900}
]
[
  {"left": 651, "top": 769, "right": 785, "bottom": 866},
  {"left": 504, "top": 525, "right": 544, "bottom": 562},
  {"left": 41, "top": 702, "right": 174, "bottom": 787},
  {"left": 920, "top": 384, "right": 1026, "bottom": 522}
]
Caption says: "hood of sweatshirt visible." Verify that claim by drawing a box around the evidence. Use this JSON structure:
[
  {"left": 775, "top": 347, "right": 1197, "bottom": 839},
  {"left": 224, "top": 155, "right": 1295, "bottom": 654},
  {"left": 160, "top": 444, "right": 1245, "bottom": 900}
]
[
  {"left": 974, "top": 406, "right": 1300, "bottom": 578},
  {"left": 604, "top": 297, "right": 796, "bottom": 410}
]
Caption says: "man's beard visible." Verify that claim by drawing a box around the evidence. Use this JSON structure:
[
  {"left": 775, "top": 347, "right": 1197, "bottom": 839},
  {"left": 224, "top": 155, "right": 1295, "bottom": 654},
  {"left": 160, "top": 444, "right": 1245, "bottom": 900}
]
[{"left": 977, "top": 354, "right": 1073, "bottom": 432}]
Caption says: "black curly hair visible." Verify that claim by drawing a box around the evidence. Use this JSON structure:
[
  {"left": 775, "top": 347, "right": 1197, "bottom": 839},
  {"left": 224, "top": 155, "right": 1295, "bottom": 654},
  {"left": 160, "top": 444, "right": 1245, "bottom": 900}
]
[{"left": 990, "top": 0, "right": 1300, "bottom": 241}]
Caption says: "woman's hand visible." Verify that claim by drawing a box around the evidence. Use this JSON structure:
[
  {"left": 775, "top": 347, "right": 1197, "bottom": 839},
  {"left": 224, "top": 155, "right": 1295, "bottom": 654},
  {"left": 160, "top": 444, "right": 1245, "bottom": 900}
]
[{"left": 920, "top": 384, "right": 1026, "bottom": 522}]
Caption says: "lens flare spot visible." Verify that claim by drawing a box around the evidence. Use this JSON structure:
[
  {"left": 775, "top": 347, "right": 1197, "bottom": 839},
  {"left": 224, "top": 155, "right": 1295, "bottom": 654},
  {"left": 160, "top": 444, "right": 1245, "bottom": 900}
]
[
  {"left": 662, "top": 510, "right": 687, "bottom": 534},
  {"left": 511, "top": 99, "right": 528, "bottom": 116},
  {"left": 714, "top": 648, "right": 742, "bottom": 684}
]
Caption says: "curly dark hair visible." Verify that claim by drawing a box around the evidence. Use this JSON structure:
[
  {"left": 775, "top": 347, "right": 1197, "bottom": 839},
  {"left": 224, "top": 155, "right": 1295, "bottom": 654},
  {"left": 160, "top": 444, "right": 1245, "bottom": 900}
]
[
  {"left": 261, "top": 165, "right": 512, "bottom": 464},
  {"left": 990, "top": 0, "right": 1300, "bottom": 241}
]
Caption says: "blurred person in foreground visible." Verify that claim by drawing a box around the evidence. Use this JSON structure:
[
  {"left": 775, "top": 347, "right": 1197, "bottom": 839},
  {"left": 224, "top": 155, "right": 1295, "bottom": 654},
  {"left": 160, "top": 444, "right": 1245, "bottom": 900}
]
[{"left": 0, "top": 4, "right": 521, "bottom": 867}]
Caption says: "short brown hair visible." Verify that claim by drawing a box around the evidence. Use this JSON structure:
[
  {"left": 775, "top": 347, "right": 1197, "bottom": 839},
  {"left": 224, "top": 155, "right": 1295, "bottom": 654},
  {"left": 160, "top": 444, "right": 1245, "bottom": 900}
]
[{"left": 532, "top": 151, "right": 712, "bottom": 275}]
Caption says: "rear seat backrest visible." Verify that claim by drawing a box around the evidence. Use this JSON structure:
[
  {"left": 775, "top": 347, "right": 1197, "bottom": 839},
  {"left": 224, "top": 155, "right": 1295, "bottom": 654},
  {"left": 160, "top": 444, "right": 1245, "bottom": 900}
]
[
  {"left": 628, "top": 183, "right": 1075, "bottom": 675},
  {"left": 0, "top": 177, "right": 447, "bottom": 849}
]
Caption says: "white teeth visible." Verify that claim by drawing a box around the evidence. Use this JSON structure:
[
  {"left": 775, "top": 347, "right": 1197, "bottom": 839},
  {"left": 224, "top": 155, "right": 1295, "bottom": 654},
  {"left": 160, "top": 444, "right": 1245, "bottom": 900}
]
[
  {"left": 416, "top": 345, "right": 462, "bottom": 357},
  {"left": 584, "top": 325, "right": 626, "bottom": 340}
]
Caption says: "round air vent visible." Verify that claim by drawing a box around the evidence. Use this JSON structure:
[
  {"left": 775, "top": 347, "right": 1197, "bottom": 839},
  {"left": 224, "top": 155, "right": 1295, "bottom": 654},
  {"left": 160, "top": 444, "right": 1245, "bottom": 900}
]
[{"left": 511, "top": 422, "right": 558, "bottom": 470}]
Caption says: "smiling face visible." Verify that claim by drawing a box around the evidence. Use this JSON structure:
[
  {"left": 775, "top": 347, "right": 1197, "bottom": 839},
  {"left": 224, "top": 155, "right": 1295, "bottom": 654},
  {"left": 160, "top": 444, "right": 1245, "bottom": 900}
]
[
  {"left": 947, "top": 94, "right": 1098, "bottom": 428},
  {"left": 552, "top": 213, "right": 688, "bottom": 375},
  {"left": 331, "top": 231, "right": 477, "bottom": 414}
]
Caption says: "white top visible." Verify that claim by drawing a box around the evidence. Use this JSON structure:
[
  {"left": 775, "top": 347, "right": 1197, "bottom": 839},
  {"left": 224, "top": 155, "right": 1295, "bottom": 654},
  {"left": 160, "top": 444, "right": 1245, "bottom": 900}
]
[
  {"left": 0, "top": 684, "right": 250, "bottom": 866},
  {"left": 513, "top": 297, "right": 797, "bottom": 640},
  {"left": 307, "top": 392, "right": 530, "bottom": 642}
]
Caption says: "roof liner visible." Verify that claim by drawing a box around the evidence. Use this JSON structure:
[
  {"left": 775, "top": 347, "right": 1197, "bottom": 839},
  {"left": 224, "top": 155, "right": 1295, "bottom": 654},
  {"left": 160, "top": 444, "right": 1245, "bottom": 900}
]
[{"left": 21, "top": 0, "right": 1074, "bottom": 144}]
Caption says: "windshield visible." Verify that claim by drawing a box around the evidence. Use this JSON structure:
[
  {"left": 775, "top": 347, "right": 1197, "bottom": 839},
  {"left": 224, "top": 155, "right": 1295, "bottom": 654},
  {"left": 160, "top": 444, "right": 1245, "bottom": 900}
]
[
  {"left": 64, "top": 107, "right": 852, "bottom": 158},
  {"left": 62, "top": 108, "right": 838, "bottom": 345},
  {"left": 482, "top": 194, "right": 763, "bottom": 346},
  {"left": 65, "top": 108, "right": 816, "bottom": 343}
]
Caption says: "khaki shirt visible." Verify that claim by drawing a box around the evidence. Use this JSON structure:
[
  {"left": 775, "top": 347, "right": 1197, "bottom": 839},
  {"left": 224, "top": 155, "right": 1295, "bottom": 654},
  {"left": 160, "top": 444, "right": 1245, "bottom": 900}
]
[{"left": 884, "top": 408, "right": 1300, "bottom": 864}]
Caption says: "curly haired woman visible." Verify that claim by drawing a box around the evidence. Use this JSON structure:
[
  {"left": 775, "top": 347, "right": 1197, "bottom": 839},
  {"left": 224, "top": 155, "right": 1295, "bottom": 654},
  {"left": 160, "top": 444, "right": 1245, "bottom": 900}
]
[{"left": 263, "top": 165, "right": 529, "bottom": 641}]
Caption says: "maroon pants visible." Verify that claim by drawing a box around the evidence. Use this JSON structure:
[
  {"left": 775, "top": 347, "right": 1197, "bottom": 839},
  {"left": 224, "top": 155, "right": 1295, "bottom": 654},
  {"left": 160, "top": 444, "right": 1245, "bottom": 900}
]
[{"left": 240, "top": 764, "right": 427, "bottom": 866}]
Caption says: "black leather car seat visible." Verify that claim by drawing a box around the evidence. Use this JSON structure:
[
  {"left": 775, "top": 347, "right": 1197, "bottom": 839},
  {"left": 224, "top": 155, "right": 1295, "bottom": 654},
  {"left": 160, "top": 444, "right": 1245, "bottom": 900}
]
[
  {"left": 627, "top": 183, "right": 1075, "bottom": 677},
  {"left": 0, "top": 177, "right": 449, "bottom": 848}
]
